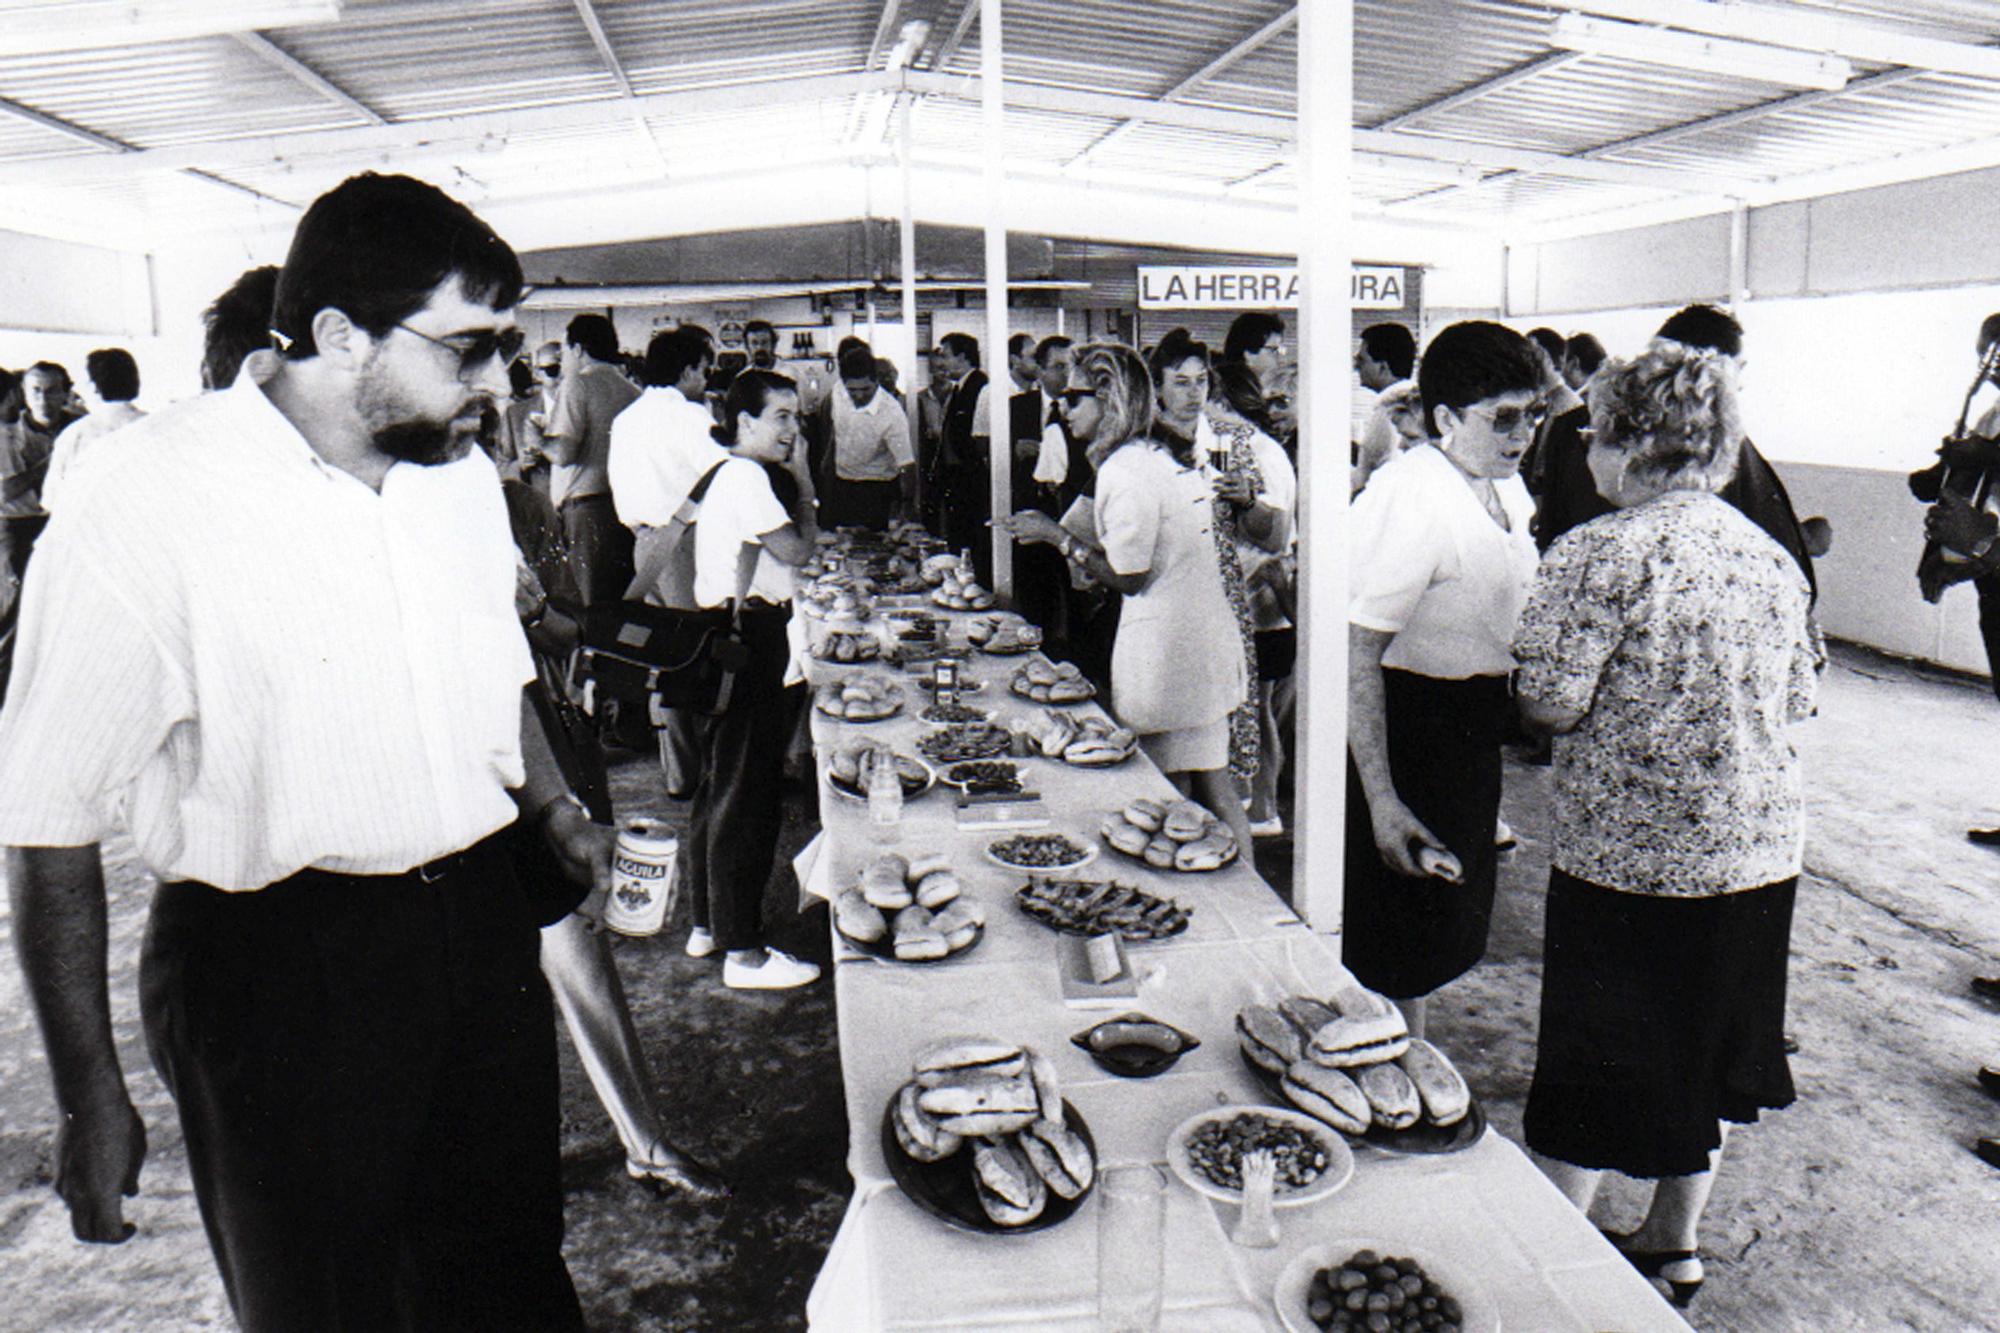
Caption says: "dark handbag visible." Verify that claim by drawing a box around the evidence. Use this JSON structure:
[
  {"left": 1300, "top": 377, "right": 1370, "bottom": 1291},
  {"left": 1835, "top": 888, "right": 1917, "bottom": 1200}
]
[{"left": 569, "top": 463, "right": 761, "bottom": 721}]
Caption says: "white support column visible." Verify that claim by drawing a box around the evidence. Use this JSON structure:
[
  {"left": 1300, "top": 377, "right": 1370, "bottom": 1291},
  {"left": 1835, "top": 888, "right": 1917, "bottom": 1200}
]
[
  {"left": 1728, "top": 198, "right": 1749, "bottom": 304},
  {"left": 980, "top": 0, "right": 1014, "bottom": 600},
  {"left": 900, "top": 101, "right": 919, "bottom": 365},
  {"left": 1294, "top": 0, "right": 1352, "bottom": 932}
]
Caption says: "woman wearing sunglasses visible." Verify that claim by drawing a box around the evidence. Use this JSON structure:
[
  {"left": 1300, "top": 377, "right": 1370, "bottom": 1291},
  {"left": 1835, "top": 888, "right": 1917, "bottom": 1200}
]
[
  {"left": 996, "top": 342, "right": 1249, "bottom": 841},
  {"left": 1345, "top": 320, "right": 1543, "bottom": 1039}
]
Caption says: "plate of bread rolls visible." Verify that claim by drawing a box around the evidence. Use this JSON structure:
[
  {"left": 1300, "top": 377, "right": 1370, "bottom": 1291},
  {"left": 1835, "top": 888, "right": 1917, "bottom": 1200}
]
[
  {"left": 1235, "top": 985, "right": 1486, "bottom": 1154},
  {"left": 834, "top": 852, "right": 985, "bottom": 963},
  {"left": 883, "top": 1037, "right": 1098, "bottom": 1233},
  {"left": 1100, "top": 798, "right": 1240, "bottom": 873}
]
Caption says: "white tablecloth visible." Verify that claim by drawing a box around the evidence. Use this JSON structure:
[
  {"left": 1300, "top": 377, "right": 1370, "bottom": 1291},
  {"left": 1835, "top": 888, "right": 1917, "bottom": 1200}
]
[{"left": 797, "top": 598, "right": 1690, "bottom": 1332}]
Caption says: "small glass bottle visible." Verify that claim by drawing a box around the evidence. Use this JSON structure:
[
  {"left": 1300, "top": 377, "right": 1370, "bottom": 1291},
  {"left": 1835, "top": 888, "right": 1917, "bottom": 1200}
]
[{"left": 868, "top": 743, "right": 903, "bottom": 833}]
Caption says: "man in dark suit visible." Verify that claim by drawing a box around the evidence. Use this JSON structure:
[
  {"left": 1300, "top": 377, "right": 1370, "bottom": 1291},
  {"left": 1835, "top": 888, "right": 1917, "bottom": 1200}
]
[{"left": 936, "top": 332, "right": 993, "bottom": 580}]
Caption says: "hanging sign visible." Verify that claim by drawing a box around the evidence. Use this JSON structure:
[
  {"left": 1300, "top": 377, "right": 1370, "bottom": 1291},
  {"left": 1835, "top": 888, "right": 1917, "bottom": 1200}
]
[{"left": 1135, "top": 264, "right": 1411, "bottom": 311}]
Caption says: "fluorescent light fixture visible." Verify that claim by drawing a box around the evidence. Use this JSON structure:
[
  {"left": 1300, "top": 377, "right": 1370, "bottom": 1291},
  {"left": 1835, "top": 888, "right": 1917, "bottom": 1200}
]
[
  {"left": 0, "top": 1, "right": 343, "bottom": 56},
  {"left": 1549, "top": 12, "right": 1851, "bottom": 91}
]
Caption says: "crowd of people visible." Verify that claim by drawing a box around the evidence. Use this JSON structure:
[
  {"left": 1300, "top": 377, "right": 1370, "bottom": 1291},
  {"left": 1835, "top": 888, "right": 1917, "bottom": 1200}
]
[{"left": 3, "top": 164, "right": 1998, "bottom": 1329}]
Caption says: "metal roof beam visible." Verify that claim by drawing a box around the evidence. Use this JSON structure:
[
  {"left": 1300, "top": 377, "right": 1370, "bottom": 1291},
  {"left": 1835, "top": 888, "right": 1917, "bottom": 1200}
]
[
  {"left": 842, "top": 0, "right": 906, "bottom": 150},
  {"left": 927, "top": 0, "right": 980, "bottom": 73},
  {"left": 1555, "top": 0, "right": 2000, "bottom": 82},
  {"left": 899, "top": 69, "right": 1294, "bottom": 143},
  {"left": 1355, "top": 126, "right": 1762, "bottom": 193},
  {"left": 1370, "top": 51, "right": 1587, "bottom": 131},
  {"left": 0, "top": 93, "right": 297, "bottom": 209},
  {"left": 1065, "top": 7, "right": 1297, "bottom": 171},
  {"left": 228, "top": 32, "right": 386, "bottom": 126},
  {"left": 569, "top": 0, "right": 671, "bottom": 174}
]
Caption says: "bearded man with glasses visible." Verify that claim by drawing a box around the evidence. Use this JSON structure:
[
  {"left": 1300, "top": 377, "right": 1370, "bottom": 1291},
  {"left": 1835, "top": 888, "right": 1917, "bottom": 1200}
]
[{"left": 0, "top": 172, "right": 606, "bottom": 1331}]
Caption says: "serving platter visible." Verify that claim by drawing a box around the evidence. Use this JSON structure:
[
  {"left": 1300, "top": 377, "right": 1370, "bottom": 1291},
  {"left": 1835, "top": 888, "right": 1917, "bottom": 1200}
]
[{"left": 881, "top": 1098, "right": 1096, "bottom": 1235}]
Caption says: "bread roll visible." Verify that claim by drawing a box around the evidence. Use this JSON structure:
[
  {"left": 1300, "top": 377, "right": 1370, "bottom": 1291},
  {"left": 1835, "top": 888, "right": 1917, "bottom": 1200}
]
[
  {"left": 1356, "top": 1062, "right": 1422, "bottom": 1130},
  {"left": 1142, "top": 836, "right": 1177, "bottom": 868},
  {"left": 833, "top": 889, "right": 887, "bottom": 944},
  {"left": 893, "top": 1081, "right": 964, "bottom": 1162},
  {"left": 830, "top": 747, "right": 862, "bottom": 786},
  {"left": 863, "top": 855, "right": 914, "bottom": 909},
  {"left": 1278, "top": 996, "right": 1340, "bottom": 1038},
  {"left": 1282, "top": 1060, "right": 1372, "bottom": 1136},
  {"left": 894, "top": 929, "right": 949, "bottom": 961},
  {"left": 914, "top": 870, "right": 962, "bottom": 909},
  {"left": 1162, "top": 801, "right": 1208, "bottom": 842},
  {"left": 1024, "top": 1049, "right": 1064, "bottom": 1126},
  {"left": 931, "top": 900, "right": 984, "bottom": 951},
  {"left": 1174, "top": 833, "right": 1233, "bottom": 871},
  {"left": 973, "top": 1139, "right": 1048, "bottom": 1225},
  {"left": 1019, "top": 1118, "right": 1094, "bottom": 1199},
  {"left": 906, "top": 852, "right": 952, "bottom": 882},
  {"left": 1104, "top": 819, "right": 1150, "bottom": 856},
  {"left": 1120, "top": 800, "right": 1168, "bottom": 832},
  {"left": 918, "top": 1072, "right": 1040, "bottom": 1135},
  {"left": 1396, "top": 1038, "right": 1471, "bottom": 1127},
  {"left": 913, "top": 1038, "right": 1025, "bottom": 1084},
  {"left": 1236, "top": 1004, "right": 1303, "bottom": 1073},
  {"left": 1328, "top": 983, "right": 1397, "bottom": 1022}
]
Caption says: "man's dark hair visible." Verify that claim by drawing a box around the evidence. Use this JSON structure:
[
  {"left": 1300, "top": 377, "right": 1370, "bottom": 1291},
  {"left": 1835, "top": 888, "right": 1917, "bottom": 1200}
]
[
  {"left": 644, "top": 325, "right": 712, "bottom": 387},
  {"left": 1656, "top": 304, "right": 1743, "bottom": 358},
  {"left": 85, "top": 348, "right": 139, "bottom": 402},
  {"left": 1526, "top": 327, "right": 1567, "bottom": 363},
  {"left": 270, "top": 173, "right": 521, "bottom": 360},
  {"left": 1223, "top": 311, "right": 1285, "bottom": 364},
  {"left": 678, "top": 321, "right": 712, "bottom": 349},
  {"left": 940, "top": 332, "right": 979, "bottom": 368},
  {"left": 1147, "top": 327, "right": 1211, "bottom": 384},
  {"left": 203, "top": 264, "right": 281, "bottom": 390},
  {"left": 1359, "top": 322, "right": 1417, "bottom": 379},
  {"left": 714, "top": 368, "right": 797, "bottom": 444},
  {"left": 744, "top": 319, "right": 777, "bottom": 342},
  {"left": 565, "top": 313, "right": 619, "bottom": 363},
  {"left": 507, "top": 357, "right": 535, "bottom": 397},
  {"left": 27, "top": 360, "right": 71, "bottom": 390},
  {"left": 1978, "top": 313, "right": 2000, "bottom": 352},
  {"left": 838, "top": 345, "right": 878, "bottom": 381},
  {"left": 1417, "top": 321, "right": 1542, "bottom": 438},
  {"left": 0, "top": 367, "right": 20, "bottom": 424},
  {"left": 1564, "top": 332, "right": 1607, "bottom": 378},
  {"left": 1033, "top": 334, "right": 1073, "bottom": 367},
  {"left": 1210, "top": 361, "right": 1268, "bottom": 424},
  {"left": 1008, "top": 332, "right": 1034, "bottom": 360},
  {"left": 837, "top": 335, "right": 871, "bottom": 361}
]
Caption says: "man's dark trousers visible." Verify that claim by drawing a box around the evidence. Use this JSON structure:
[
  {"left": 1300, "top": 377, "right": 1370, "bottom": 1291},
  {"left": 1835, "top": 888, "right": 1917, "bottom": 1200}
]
[{"left": 139, "top": 832, "right": 583, "bottom": 1332}]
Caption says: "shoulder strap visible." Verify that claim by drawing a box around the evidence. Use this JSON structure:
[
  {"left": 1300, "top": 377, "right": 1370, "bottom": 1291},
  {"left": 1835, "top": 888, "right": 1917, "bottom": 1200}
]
[{"left": 622, "top": 459, "right": 729, "bottom": 601}]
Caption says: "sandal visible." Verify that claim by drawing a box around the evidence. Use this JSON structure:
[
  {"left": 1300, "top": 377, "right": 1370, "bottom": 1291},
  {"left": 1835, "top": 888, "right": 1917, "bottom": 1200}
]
[
  {"left": 626, "top": 1142, "right": 731, "bottom": 1202},
  {"left": 1600, "top": 1229, "right": 1704, "bottom": 1307}
]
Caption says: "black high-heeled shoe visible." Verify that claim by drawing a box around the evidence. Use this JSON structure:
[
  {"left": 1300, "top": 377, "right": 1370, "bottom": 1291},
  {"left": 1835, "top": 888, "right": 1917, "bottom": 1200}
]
[{"left": 1600, "top": 1228, "right": 1705, "bottom": 1307}]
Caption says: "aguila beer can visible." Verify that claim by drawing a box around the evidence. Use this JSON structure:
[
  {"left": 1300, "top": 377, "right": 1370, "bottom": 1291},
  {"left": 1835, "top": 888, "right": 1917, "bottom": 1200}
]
[{"left": 605, "top": 820, "right": 679, "bottom": 936}]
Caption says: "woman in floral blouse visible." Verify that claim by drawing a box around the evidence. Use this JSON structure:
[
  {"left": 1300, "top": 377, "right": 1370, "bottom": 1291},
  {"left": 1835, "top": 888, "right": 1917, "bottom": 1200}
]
[{"left": 1513, "top": 340, "right": 1821, "bottom": 1308}]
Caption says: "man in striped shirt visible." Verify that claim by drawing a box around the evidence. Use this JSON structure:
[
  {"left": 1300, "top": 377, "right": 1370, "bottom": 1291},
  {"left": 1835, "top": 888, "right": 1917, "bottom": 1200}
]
[{"left": 0, "top": 174, "right": 605, "bottom": 1331}]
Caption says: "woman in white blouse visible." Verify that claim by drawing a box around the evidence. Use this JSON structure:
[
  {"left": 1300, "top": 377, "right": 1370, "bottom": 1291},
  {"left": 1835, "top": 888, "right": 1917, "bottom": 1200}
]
[
  {"left": 1513, "top": 342, "right": 1819, "bottom": 1307},
  {"left": 998, "top": 341, "right": 1251, "bottom": 844},
  {"left": 1346, "top": 321, "right": 1544, "bottom": 1036}
]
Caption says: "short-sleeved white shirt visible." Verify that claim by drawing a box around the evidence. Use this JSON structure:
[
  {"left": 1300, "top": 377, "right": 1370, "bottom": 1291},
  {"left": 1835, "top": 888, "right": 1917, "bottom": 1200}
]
[
  {"left": 608, "top": 387, "right": 727, "bottom": 528},
  {"left": 693, "top": 457, "right": 797, "bottom": 608},
  {"left": 1348, "top": 443, "right": 1538, "bottom": 679}
]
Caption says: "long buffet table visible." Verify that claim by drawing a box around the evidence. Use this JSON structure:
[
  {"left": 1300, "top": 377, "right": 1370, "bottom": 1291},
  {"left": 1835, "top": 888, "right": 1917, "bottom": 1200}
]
[{"left": 793, "top": 588, "right": 1691, "bottom": 1332}]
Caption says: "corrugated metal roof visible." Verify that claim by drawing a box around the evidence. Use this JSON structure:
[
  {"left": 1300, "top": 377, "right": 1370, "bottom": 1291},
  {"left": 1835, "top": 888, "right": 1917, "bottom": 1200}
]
[{"left": 14, "top": 0, "right": 2000, "bottom": 245}]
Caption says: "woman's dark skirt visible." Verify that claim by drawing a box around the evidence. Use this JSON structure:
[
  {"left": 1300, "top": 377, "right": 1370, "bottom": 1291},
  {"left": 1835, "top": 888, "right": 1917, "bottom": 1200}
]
[
  {"left": 1524, "top": 868, "right": 1798, "bottom": 1178},
  {"left": 1342, "top": 669, "right": 1510, "bottom": 999}
]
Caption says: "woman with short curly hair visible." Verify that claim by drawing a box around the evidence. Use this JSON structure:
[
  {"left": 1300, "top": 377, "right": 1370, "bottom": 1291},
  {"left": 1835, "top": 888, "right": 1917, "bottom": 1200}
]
[{"left": 1512, "top": 339, "right": 1822, "bottom": 1308}]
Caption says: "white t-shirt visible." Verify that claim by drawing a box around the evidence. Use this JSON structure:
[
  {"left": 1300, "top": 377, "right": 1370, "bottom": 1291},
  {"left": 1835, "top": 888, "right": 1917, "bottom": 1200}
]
[
  {"left": 831, "top": 387, "right": 916, "bottom": 481},
  {"left": 1348, "top": 443, "right": 1538, "bottom": 679},
  {"left": 608, "top": 387, "right": 726, "bottom": 528},
  {"left": 693, "top": 457, "right": 797, "bottom": 609}
]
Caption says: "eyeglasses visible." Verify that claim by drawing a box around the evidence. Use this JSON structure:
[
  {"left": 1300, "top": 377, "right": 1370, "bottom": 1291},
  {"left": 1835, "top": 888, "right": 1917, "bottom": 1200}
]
[
  {"left": 1471, "top": 400, "right": 1549, "bottom": 437},
  {"left": 534, "top": 361, "right": 561, "bottom": 377},
  {"left": 1059, "top": 388, "right": 1097, "bottom": 408},
  {"left": 1266, "top": 394, "right": 1293, "bottom": 409},
  {"left": 396, "top": 322, "right": 526, "bottom": 378}
]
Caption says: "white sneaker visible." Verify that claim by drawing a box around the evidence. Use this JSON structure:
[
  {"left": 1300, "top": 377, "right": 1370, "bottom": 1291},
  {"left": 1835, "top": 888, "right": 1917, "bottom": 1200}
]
[
  {"left": 1250, "top": 816, "right": 1285, "bottom": 838},
  {"left": 685, "top": 927, "right": 717, "bottom": 958},
  {"left": 723, "top": 949, "right": 821, "bottom": 990},
  {"left": 1494, "top": 817, "right": 1518, "bottom": 850}
]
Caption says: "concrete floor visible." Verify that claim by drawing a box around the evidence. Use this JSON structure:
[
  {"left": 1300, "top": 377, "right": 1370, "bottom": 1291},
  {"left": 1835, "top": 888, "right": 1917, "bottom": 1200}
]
[{"left": 3, "top": 640, "right": 1999, "bottom": 1331}]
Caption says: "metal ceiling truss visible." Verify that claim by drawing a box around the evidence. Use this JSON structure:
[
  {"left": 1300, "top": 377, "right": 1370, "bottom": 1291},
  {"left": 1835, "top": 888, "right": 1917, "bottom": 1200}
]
[
  {"left": 0, "top": 92, "right": 295, "bottom": 207},
  {"left": 228, "top": 31, "right": 387, "bottom": 127},
  {"left": 569, "top": 0, "right": 671, "bottom": 174}
]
